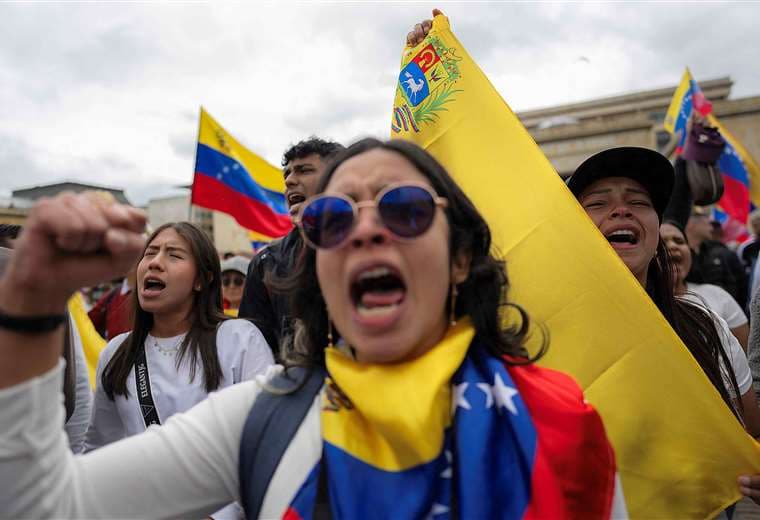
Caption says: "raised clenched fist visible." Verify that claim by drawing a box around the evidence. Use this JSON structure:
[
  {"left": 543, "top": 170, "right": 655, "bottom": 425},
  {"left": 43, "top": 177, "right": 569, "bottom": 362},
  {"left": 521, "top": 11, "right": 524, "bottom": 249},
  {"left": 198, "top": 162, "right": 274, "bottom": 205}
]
[{"left": 0, "top": 191, "right": 147, "bottom": 315}]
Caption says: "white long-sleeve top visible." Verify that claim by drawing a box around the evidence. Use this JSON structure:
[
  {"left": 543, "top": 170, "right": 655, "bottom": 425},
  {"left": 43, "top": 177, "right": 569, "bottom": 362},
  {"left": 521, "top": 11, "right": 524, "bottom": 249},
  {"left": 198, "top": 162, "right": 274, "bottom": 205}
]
[
  {"left": 63, "top": 315, "right": 93, "bottom": 454},
  {"left": 0, "top": 361, "right": 628, "bottom": 519},
  {"left": 0, "top": 361, "right": 318, "bottom": 519},
  {"left": 85, "top": 319, "right": 273, "bottom": 451}
]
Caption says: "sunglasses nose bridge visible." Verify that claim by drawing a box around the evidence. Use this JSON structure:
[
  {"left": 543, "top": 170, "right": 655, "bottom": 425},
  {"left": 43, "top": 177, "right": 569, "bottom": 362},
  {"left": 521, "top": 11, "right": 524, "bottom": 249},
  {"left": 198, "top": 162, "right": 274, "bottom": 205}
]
[{"left": 349, "top": 200, "right": 391, "bottom": 247}]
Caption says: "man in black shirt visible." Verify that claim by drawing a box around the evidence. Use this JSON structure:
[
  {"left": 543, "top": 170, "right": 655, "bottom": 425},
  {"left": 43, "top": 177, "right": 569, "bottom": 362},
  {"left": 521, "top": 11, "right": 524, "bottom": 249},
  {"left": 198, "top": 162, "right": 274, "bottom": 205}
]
[
  {"left": 685, "top": 206, "right": 748, "bottom": 308},
  {"left": 238, "top": 137, "right": 344, "bottom": 358}
]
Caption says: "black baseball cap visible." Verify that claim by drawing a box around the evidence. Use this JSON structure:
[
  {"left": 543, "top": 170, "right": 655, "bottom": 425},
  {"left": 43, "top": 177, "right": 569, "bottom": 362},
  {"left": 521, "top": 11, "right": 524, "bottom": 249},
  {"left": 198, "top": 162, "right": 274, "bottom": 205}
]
[{"left": 566, "top": 147, "right": 674, "bottom": 220}]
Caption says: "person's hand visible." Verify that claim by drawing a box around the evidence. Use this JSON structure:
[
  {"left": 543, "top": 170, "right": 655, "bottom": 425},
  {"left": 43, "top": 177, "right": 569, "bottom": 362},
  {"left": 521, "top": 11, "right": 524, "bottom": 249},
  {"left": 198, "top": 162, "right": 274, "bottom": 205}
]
[
  {"left": 739, "top": 475, "right": 760, "bottom": 504},
  {"left": 406, "top": 8, "right": 444, "bottom": 47},
  {"left": 0, "top": 191, "right": 146, "bottom": 315}
]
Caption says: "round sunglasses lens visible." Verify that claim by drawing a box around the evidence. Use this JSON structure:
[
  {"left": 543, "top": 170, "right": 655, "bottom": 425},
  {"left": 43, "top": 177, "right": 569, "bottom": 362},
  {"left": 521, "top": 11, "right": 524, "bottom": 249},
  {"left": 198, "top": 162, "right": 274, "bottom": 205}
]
[
  {"left": 379, "top": 186, "right": 436, "bottom": 238},
  {"left": 301, "top": 196, "right": 354, "bottom": 248}
]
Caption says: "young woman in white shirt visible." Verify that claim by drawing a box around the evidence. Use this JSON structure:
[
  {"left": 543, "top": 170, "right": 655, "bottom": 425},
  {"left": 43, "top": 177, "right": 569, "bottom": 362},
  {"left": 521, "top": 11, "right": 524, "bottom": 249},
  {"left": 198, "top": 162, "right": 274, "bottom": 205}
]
[
  {"left": 85, "top": 221, "right": 273, "bottom": 518},
  {"left": 86, "top": 222, "right": 273, "bottom": 449}
]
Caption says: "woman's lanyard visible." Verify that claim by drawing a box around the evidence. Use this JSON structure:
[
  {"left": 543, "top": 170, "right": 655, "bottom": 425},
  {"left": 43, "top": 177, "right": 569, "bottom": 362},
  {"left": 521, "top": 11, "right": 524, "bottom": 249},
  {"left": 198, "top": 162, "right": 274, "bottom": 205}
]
[{"left": 135, "top": 342, "right": 162, "bottom": 427}]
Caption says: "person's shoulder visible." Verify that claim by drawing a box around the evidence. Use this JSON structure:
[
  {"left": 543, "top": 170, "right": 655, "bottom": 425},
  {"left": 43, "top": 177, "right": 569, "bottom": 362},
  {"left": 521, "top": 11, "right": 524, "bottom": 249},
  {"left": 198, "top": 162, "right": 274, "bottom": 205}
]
[
  {"left": 690, "top": 282, "right": 731, "bottom": 300},
  {"left": 216, "top": 319, "right": 267, "bottom": 348},
  {"left": 100, "top": 331, "right": 131, "bottom": 362},
  {"left": 218, "top": 318, "right": 257, "bottom": 334}
]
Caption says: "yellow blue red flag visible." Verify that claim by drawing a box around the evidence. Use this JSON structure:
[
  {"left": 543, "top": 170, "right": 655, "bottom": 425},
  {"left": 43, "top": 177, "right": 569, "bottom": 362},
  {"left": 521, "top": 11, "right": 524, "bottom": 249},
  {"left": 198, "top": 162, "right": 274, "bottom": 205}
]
[
  {"left": 192, "top": 108, "right": 292, "bottom": 238},
  {"left": 247, "top": 230, "right": 276, "bottom": 251},
  {"left": 665, "top": 69, "right": 760, "bottom": 241},
  {"left": 390, "top": 14, "right": 760, "bottom": 518}
]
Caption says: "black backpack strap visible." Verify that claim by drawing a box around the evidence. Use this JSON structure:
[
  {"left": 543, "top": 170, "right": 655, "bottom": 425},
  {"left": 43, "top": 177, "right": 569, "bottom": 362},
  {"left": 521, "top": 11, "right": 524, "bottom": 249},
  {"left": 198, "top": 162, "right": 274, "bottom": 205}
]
[{"left": 239, "top": 365, "right": 327, "bottom": 519}]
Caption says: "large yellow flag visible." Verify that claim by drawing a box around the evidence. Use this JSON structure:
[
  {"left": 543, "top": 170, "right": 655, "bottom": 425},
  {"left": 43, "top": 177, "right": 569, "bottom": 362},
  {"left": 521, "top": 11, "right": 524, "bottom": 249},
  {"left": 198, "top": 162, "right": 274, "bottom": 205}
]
[
  {"left": 68, "top": 293, "right": 107, "bottom": 388},
  {"left": 391, "top": 14, "right": 760, "bottom": 518}
]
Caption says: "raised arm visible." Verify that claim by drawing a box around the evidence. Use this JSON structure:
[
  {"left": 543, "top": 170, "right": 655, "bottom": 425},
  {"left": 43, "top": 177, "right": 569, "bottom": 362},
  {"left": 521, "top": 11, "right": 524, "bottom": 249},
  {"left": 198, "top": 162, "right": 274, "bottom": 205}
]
[
  {"left": 0, "top": 193, "right": 258, "bottom": 518},
  {"left": 0, "top": 192, "right": 146, "bottom": 389}
]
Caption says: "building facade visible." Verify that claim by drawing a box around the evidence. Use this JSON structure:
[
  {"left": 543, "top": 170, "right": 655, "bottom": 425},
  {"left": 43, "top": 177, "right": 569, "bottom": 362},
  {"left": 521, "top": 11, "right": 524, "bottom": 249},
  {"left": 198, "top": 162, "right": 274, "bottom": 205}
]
[{"left": 518, "top": 77, "right": 760, "bottom": 177}]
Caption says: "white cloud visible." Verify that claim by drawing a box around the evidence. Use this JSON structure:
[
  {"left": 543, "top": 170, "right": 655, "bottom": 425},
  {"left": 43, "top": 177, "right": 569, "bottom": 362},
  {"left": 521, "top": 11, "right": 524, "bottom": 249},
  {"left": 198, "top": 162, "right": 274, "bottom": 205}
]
[{"left": 1, "top": 2, "right": 758, "bottom": 205}]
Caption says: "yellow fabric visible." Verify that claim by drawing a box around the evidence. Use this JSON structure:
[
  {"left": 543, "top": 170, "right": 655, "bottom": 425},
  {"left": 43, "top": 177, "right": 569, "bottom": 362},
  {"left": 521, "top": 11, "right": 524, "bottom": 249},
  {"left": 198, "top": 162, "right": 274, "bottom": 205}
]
[
  {"left": 390, "top": 15, "right": 760, "bottom": 518},
  {"left": 67, "top": 293, "right": 107, "bottom": 389},
  {"left": 197, "top": 107, "right": 284, "bottom": 193},
  {"left": 664, "top": 68, "right": 693, "bottom": 135},
  {"left": 247, "top": 229, "right": 276, "bottom": 244},
  {"left": 321, "top": 319, "right": 473, "bottom": 471},
  {"left": 706, "top": 113, "right": 760, "bottom": 209},
  {"left": 224, "top": 307, "right": 239, "bottom": 317}
]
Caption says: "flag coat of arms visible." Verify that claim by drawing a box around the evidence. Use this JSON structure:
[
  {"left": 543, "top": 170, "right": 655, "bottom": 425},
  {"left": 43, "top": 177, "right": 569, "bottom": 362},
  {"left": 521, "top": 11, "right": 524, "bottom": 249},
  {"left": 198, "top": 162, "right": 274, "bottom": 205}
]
[
  {"left": 390, "top": 15, "right": 760, "bottom": 518},
  {"left": 192, "top": 108, "right": 291, "bottom": 239}
]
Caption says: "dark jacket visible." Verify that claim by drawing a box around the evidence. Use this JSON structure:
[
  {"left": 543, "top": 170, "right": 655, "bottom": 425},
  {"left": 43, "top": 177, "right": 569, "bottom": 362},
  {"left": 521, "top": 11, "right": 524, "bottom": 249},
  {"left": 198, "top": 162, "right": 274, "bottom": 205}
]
[
  {"left": 688, "top": 240, "right": 748, "bottom": 308},
  {"left": 238, "top": 229, "right": 303, "bottom": 359}
]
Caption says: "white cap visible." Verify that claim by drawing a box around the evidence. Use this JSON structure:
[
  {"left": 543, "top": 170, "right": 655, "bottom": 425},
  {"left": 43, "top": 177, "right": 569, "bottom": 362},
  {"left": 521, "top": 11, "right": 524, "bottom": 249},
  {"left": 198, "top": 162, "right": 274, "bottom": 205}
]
[{"left": 220, "top": 255, "right": 250, "bottom": 276}]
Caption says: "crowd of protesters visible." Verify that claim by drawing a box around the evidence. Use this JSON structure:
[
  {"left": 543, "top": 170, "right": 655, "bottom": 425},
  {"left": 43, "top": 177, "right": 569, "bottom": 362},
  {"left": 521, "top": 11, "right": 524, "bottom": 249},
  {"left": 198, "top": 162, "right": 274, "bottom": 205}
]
[{"left": 3, "top": 11, "right": 760, "bottom": 520}]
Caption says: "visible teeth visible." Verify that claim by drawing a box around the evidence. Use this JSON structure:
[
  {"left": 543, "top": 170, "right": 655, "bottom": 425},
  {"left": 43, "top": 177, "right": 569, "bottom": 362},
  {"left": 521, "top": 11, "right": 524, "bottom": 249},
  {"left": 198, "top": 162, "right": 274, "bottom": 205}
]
[
  {"left": 609, "top": 230, "right": 635, "bottom": 237},
  {"left": 357, "top": 267, "right": 393, "bottom": 281},
  {"left": 357, "top": 302, "right": 400, "bottom": 316}
]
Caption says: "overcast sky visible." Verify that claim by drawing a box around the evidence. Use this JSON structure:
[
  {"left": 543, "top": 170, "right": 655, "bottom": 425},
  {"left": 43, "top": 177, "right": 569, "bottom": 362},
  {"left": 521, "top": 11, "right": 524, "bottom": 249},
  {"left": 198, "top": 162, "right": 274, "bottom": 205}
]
[{"left": 1, "top": 2, "right": 759, "bottom": 206}]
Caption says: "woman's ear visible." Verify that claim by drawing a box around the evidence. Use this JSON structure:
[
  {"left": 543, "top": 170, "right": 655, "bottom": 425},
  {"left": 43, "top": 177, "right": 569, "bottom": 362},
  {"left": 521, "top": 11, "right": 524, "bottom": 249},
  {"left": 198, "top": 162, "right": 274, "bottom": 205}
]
[{"left": 451, "top": 248, "right": 472, "bottom": 285}]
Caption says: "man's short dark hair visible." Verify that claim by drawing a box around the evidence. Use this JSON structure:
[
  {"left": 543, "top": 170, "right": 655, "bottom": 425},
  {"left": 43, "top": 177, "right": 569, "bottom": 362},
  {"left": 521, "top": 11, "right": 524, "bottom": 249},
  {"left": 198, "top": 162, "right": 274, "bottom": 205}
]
[{"left": 282, "top": 137, "right": 344, "bottom": 167}]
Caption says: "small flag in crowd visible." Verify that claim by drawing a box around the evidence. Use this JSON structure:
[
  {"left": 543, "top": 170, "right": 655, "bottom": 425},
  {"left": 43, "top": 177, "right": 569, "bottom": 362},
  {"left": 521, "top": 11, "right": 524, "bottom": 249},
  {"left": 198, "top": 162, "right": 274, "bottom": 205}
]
[
  {"left": 389, "top": 14, "right": 760, "bottom": 518},
  {"left": 191, "top": 108, "right": 292, "bottom": 238},
  {"left": 665, "top": 68, "right": 760, "bottom": 241},
  {"left": 247, "top": 229, "right": 275, "bottom": 251}
]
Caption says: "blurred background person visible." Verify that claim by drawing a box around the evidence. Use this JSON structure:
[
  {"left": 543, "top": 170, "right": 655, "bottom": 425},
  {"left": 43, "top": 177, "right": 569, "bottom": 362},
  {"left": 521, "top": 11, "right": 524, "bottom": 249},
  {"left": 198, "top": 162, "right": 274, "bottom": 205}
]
[
  {"left": 87, "top": 269, "right": 135, "bottom": 341},
  {"left": 239, "top": 137, "right": 344, "bottom": 358},
  {"left": 661, "top": 221, "right": 749, "bottom": 351},
  {"left": 220, "top": 255, "right": 249, "bottom": 317},
  {"left": 686, "top": 206, "right": 748, "bottom": 309}
]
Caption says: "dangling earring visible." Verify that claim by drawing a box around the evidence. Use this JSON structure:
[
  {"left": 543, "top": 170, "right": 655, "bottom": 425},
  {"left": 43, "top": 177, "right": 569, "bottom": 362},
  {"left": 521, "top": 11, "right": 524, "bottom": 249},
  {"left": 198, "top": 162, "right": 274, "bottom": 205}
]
[
  {"left": 449, "top": 283, "right": 458, "bottom": 326},
  {"left": 327, "top": 315, "right": 335, "bottom": 348}
]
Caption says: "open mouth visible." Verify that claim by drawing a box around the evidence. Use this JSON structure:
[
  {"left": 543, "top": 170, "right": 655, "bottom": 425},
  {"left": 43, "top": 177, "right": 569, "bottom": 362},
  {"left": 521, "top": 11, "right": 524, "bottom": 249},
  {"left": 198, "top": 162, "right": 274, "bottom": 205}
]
[
  {"left": 605, "top": 229, "right": 639, "bottom": 246},
  {"left": 143, "top": 277, "right": 166, "bottom": 295},
  {"left": 350, "top": 266, "right": 407, "bottom": 318},
  {"left": 287, "top": 192, "right": 306, "bottom": 206}
]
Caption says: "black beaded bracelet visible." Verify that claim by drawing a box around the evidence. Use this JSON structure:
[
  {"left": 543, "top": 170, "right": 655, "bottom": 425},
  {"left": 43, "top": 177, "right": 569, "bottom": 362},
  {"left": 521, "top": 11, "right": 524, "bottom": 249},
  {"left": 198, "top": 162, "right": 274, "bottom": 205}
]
[{"left": 0, "top": 310, "right": 66, "bottom": 333}]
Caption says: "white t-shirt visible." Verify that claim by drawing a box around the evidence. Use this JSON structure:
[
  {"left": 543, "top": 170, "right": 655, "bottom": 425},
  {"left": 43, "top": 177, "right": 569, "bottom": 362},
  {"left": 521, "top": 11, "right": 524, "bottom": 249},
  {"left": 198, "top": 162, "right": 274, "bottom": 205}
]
[
  {"left": 85, "top": 318, "right": 273, "bottom": 450},
  {"left": 684, "top": 282, "right": 748, "bottom": 329}
]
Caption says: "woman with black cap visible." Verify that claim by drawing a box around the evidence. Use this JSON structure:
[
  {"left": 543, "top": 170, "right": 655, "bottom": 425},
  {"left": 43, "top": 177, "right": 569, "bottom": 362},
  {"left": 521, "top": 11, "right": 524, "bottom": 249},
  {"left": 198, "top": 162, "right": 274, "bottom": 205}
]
[{"left": 566, "top": 147, "right": 759, "bottom": 434}]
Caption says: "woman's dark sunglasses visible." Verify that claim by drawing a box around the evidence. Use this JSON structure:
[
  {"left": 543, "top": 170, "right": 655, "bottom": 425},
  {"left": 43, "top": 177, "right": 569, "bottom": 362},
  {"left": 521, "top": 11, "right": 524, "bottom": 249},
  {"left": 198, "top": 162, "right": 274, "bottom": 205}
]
[
  {"left": 295, "top": 183, "right": 448, "bottom": 250},
  {"left": 222, "top": 276, "right": 245, "bottom": 287}
]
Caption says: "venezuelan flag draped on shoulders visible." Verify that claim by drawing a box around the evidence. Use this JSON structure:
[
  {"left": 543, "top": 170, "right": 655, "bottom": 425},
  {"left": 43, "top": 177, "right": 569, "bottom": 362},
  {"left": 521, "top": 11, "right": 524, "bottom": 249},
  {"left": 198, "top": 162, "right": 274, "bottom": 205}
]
[
  {"left": 283, "top": 320, "right": 621, "bottom": 519},
  {"left": 192, "top": 108, "right": 291, "bottom": 239},
  {"left": 665, "top": 69, "right": 760, "bottom": 241},
  {"left": 389, "top": 14, "right": 760, "bottom": 518}
]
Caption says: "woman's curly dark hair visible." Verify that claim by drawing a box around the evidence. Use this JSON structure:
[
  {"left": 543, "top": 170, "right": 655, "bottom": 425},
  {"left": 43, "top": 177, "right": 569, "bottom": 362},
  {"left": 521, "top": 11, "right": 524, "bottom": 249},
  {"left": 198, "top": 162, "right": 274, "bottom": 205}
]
[{"left": 271, "top": 138, "right": 547, "bottom": 368}]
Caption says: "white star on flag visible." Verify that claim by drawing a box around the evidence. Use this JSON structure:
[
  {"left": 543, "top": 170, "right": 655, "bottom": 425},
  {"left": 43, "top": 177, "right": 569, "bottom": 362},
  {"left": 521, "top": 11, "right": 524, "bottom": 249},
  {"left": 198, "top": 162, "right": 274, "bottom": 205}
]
[
  {"left": 479, "top": 374, "right": 519, "bottom": 415},
  {"left": 425, "top": 503, "right": 449, "bottom": 519},
  {"left": 223, "top": 166, "right": 229, "bottom": 173},
  {"left": 452, "top": 382, "right": 470, "bottom": 413}
]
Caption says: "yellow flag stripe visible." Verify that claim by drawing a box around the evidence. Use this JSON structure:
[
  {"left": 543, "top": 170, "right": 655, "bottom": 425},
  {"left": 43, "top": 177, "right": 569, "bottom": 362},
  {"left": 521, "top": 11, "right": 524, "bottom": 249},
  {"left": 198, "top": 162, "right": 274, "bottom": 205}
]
[{"left": 198, "top": 108, "right": 284, "bottom": 192}]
